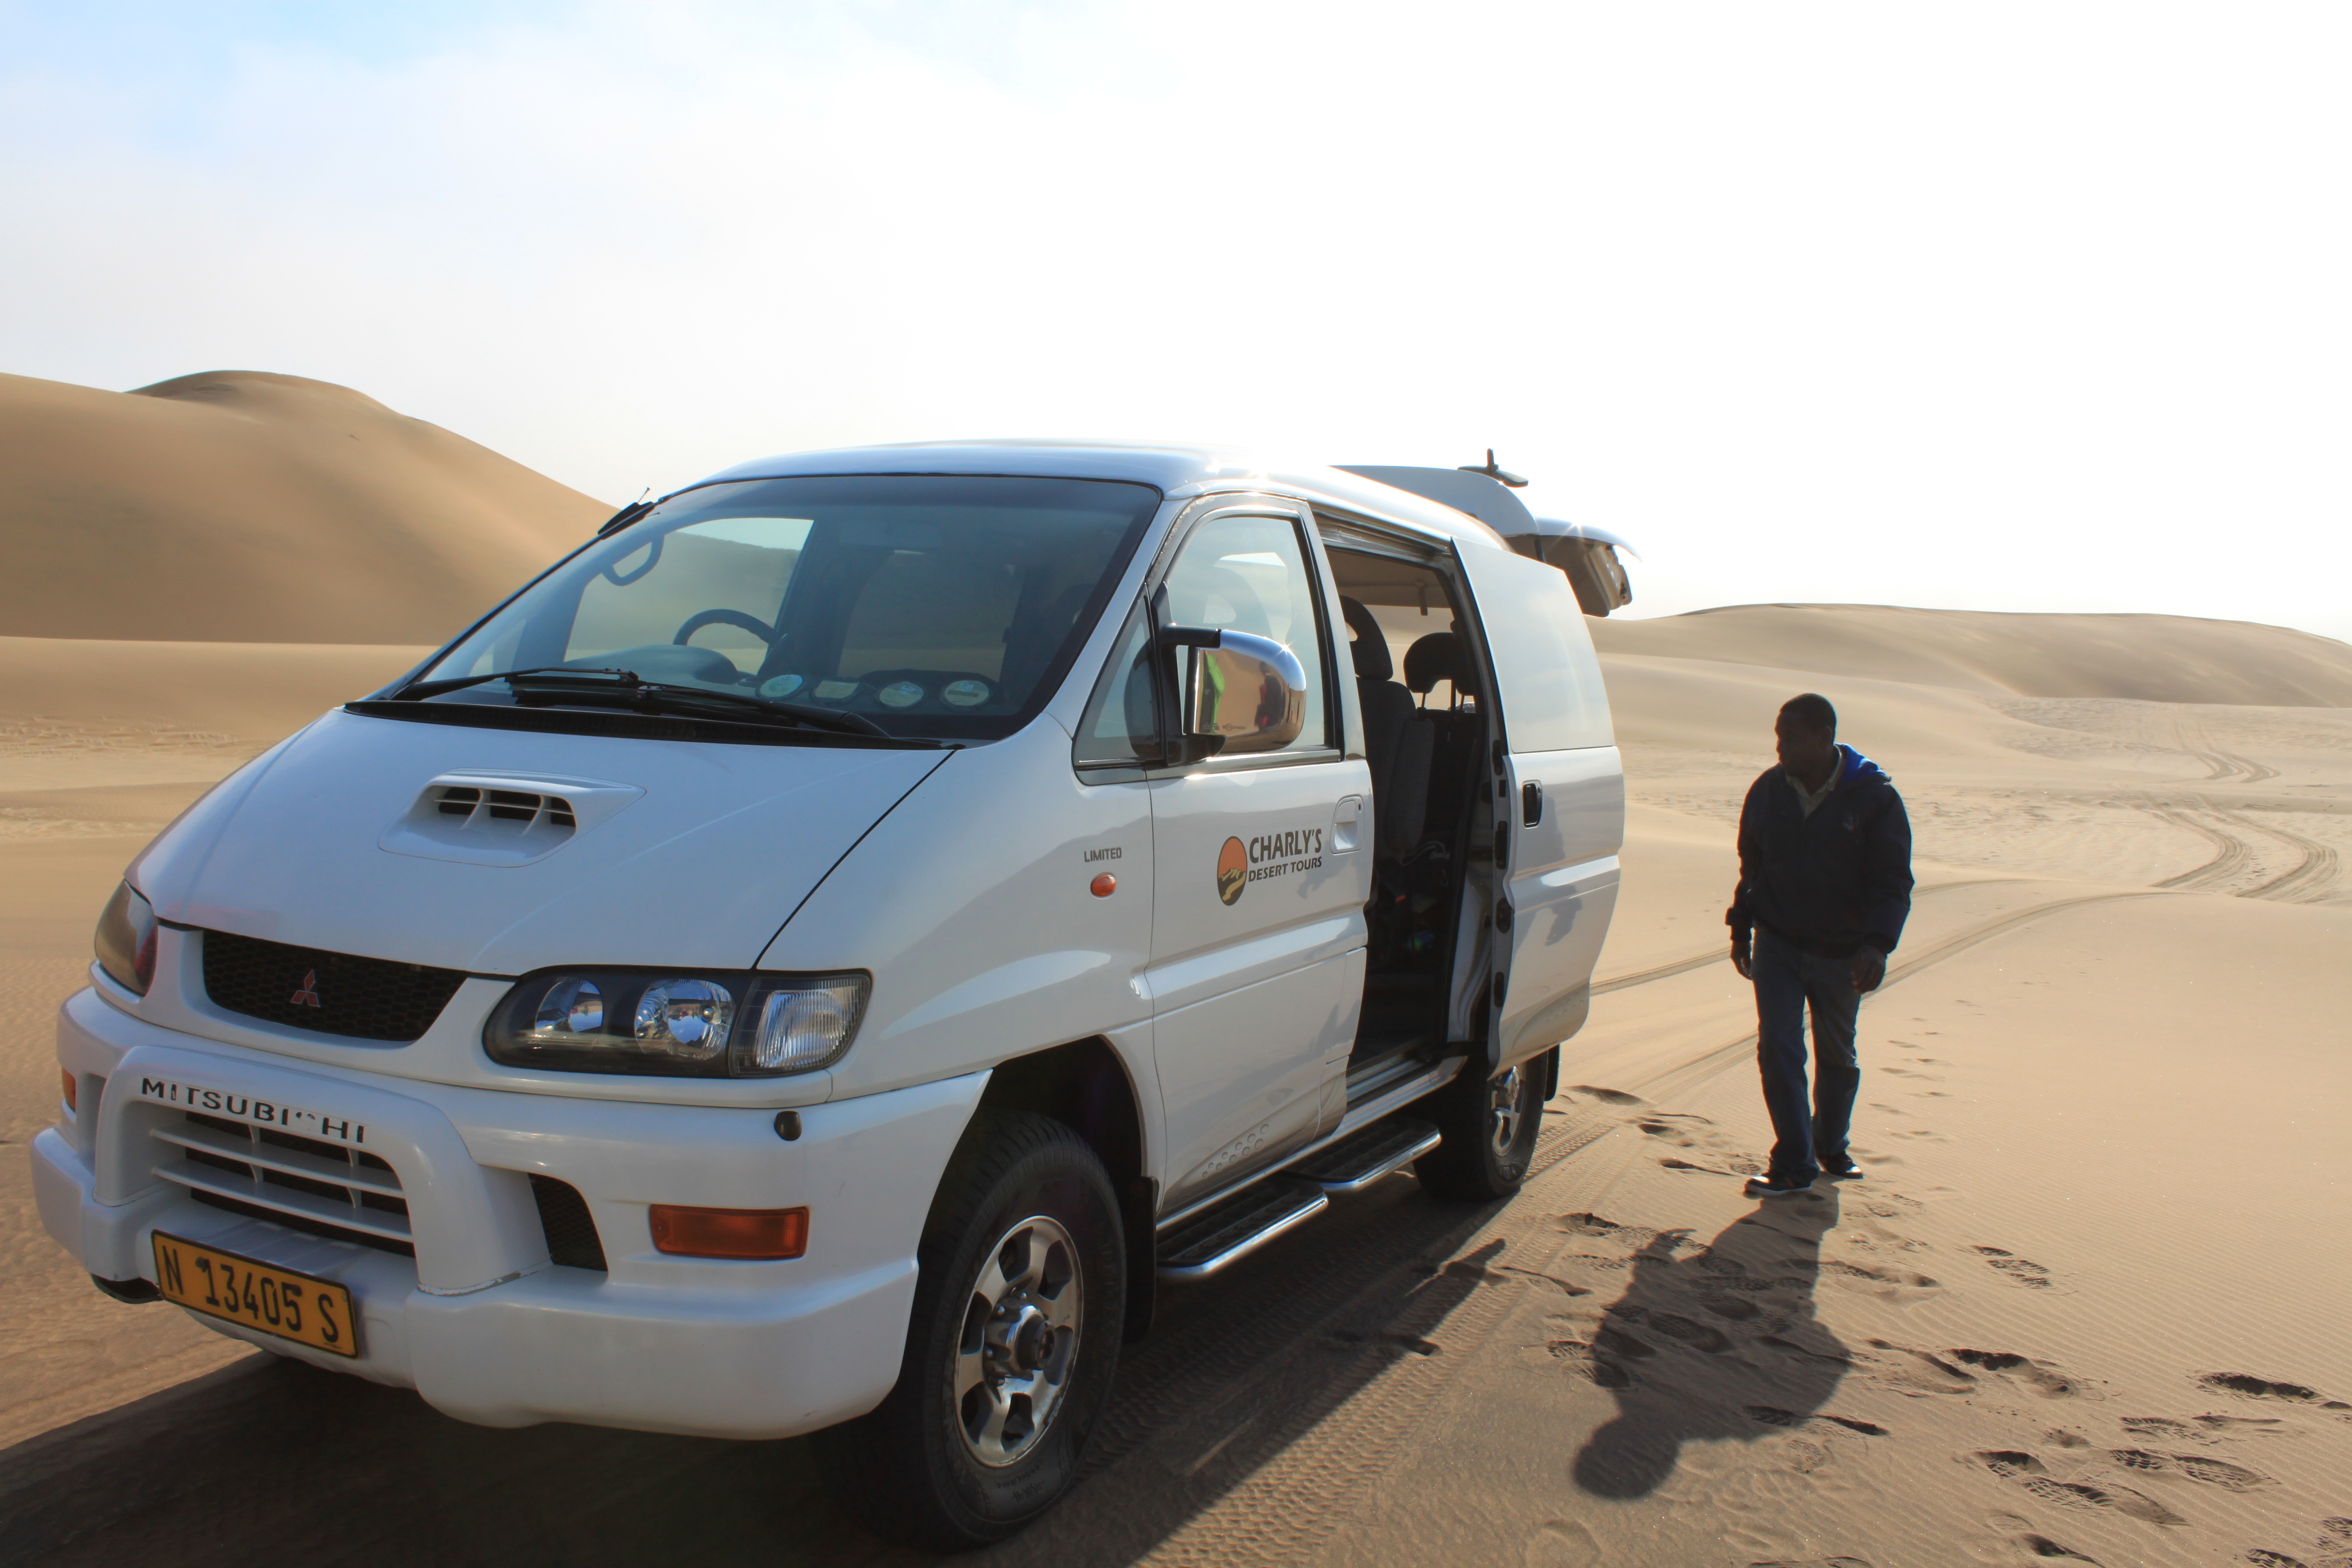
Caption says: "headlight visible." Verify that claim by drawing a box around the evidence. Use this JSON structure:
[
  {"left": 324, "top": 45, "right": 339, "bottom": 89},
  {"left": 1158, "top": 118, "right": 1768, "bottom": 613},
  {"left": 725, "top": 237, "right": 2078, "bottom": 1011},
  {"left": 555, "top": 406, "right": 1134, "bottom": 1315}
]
[
  {"left": 95, "top": 882, "right": 158, "bottom": 995},
  {"left": 485, "top": 968, "right": 868, "bottom": 1078}
]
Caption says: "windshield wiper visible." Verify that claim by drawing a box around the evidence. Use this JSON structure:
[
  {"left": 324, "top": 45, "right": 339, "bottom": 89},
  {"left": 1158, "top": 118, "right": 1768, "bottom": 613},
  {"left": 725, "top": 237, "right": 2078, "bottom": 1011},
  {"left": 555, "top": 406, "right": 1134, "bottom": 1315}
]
[
  {"left": 502, "top": 669, "right": 898, "bottom": 738},
  {"left": 394, "top": 666, "right": 625, "bottom": 701},
  {"left": 393, "top": 665, "right": 903, "bottom": 739}
]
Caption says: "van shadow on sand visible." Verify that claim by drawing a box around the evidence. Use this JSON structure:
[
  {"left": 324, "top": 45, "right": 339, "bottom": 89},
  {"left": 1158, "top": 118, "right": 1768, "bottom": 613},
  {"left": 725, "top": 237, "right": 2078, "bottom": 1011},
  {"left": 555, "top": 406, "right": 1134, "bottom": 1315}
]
[
  {"left": 0, "top": 1176, "right": 1503, "bottom": 1567},
  {"left": 1571, "top": 1188, "right": 1854, "bottom": 1498}
]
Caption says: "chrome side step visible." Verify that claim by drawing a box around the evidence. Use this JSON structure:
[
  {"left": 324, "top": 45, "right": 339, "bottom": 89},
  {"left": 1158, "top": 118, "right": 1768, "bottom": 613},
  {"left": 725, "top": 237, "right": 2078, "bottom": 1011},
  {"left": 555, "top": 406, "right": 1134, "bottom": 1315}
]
[
  {"left": 1285, "top": 1117, "right": 1440, "bottom": 1194},
  {"left": 1156, "top": 1178, "right": 1328, "bottom": 1281},
  {"left": 1152, "top": 1054, "right": 1468, "bottom": 1240}
]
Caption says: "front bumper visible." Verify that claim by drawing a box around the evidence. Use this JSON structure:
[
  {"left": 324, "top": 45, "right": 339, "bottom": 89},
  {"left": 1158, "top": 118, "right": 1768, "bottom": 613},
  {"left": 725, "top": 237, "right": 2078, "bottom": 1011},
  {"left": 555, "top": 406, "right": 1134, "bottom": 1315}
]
[{"left": 36, "top": 985, "right": 985, "bottom": 1439}]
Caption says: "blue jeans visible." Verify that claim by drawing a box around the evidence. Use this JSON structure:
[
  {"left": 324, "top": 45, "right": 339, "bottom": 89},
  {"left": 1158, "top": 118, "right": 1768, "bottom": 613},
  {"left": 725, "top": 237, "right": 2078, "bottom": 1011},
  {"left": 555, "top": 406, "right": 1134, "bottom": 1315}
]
[{"left": 1750, "top": 928, "right": 1862, "bottom": 1184}]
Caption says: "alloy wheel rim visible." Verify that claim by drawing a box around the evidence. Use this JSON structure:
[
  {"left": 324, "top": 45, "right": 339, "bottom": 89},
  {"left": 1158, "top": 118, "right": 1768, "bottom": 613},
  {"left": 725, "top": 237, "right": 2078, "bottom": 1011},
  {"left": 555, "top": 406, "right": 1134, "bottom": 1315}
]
[
  {"left": 954, "top": 1214, "right": 1083, "bottom": 1468},
  {"left": 1488, "top": 1065, "right": 1525, "bottom": 1155}
]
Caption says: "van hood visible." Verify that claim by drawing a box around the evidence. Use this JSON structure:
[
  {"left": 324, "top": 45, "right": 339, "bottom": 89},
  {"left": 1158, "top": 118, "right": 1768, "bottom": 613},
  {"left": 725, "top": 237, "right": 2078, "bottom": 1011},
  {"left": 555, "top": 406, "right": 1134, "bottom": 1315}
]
[{"left": 136, "top": 708, "right": 954, "bottom": 975}]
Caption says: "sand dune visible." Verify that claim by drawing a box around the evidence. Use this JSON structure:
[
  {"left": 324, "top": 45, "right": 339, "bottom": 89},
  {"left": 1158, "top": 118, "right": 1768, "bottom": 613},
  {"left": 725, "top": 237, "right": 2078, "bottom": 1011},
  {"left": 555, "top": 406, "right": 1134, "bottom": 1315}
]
[
  {"left": 0, "top": 370, "right": 607, "bottom": 644},
  {"left": 1594, "top": 602, "right": 2352, "bottom": 706}
]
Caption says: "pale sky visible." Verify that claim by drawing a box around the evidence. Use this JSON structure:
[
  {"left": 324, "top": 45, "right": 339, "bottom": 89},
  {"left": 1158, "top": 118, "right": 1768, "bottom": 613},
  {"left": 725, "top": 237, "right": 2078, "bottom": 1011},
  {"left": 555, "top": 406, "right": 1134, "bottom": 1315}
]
[{"left": 4, "top": 1, "right": 2348, "bottom": 641}]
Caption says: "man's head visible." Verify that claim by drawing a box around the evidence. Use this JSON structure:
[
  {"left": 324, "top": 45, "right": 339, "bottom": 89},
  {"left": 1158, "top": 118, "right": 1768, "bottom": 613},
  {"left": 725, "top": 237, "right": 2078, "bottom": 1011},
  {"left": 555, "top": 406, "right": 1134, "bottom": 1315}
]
[{"left": 1775, "top": 693, "right": 1838, "bottom": 782}]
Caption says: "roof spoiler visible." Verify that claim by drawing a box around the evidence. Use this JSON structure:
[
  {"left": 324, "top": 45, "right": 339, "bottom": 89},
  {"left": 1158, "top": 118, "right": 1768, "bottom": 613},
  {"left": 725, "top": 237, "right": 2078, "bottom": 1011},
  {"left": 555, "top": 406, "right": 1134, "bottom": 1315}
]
[{"left": 1334, "top": 464, "right": 1636, "bottom": 617}]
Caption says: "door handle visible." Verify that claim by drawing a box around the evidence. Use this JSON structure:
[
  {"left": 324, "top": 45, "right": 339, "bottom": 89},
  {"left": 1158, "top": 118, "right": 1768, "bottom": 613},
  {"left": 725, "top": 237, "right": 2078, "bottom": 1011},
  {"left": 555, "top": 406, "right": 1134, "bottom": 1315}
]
[
  {"left": 1521, "top": 780, "right": 1543, "bottom": 827},
  {"left": 1332, "top": 794, "right": 1364, "bottom": 853}
]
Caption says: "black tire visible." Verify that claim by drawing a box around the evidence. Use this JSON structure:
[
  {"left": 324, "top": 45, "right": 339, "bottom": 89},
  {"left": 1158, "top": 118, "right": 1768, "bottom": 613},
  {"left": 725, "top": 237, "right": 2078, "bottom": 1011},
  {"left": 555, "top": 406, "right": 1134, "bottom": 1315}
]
[
  {"left": 1416, "top": 1049, "right": 1551, "bottom": 1201},
  {"left": 819, "top": 1110, "right": 1126, "bottom": 1551}
]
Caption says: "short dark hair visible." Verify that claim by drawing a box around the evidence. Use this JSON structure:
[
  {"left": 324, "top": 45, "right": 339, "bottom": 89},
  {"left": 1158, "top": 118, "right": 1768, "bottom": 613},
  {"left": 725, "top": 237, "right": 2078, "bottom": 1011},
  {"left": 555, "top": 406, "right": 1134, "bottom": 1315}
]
[{"left": 1780, "top": 692, "right": 1837, "bottom": 736}]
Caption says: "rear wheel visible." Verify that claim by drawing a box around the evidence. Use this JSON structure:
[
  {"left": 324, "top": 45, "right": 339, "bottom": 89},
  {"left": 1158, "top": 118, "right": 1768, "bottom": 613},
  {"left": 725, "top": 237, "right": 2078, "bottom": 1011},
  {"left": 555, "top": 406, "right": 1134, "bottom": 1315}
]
[
  {"left": 819, "top": 1110, "right": 1125, "bottom": 1551},
  {"left": 1417, "top": 1050, "right": 1550, "bottom": 1201}
]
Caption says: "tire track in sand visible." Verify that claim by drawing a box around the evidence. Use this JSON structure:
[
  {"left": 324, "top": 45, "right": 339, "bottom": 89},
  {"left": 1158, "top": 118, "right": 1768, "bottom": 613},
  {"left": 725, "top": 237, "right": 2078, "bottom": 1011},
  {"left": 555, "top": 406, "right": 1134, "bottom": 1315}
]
[{"left": 1590, "top": 879, "right": 2030, "bottom": 997}]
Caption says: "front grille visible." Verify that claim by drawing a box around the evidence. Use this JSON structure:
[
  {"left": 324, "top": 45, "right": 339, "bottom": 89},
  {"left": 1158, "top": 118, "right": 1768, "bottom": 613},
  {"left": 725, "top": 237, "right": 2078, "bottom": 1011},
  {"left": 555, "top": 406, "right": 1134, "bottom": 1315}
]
[
  {"left": 155, "top": 1111, "right": 413, "bottom": 1257},
  {"left": 530, "top": 1176, "right": 607, "bottom": 1271},
  {"left": 202, "top": 930, "right": 467, "bottom": 1041}
]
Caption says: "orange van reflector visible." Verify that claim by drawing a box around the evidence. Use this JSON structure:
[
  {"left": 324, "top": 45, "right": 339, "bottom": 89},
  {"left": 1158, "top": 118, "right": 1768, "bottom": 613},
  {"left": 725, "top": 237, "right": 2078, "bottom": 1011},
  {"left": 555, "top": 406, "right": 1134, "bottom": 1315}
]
[
  {"left": 61, "top": 1070, "right": 76, "bottom": 1113},
  {"left": 647, "top": 1205, "right": 809, "bottom": 1259}
]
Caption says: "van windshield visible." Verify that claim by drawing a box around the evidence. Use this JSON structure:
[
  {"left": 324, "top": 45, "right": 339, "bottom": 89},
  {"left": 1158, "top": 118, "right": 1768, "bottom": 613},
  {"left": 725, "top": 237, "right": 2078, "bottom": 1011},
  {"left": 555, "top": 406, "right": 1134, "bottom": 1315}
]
[{"left": 415, "top": 475, "right": 1160, "bottom": 741}]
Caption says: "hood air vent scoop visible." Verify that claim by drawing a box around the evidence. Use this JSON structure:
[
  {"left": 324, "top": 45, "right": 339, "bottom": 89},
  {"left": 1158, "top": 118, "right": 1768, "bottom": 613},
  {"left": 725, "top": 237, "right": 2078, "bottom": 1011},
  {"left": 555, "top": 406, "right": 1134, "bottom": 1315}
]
[{"left": 380, "top": 772, "right": 642, "bottom": 868}]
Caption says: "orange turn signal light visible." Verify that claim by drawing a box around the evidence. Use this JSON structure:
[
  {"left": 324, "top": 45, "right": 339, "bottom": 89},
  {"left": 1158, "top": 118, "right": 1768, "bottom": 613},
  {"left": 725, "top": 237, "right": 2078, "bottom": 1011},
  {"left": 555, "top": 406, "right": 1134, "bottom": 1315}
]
[
  {"left": 61, "top": 1070, "right": 76, "bottom": 1114},
  {"left": 647, "top": 1204, "right": 808, "bottom": 1260},
  {"left": 1090, "top": 873, "right": 1117, "bottom": 897}
]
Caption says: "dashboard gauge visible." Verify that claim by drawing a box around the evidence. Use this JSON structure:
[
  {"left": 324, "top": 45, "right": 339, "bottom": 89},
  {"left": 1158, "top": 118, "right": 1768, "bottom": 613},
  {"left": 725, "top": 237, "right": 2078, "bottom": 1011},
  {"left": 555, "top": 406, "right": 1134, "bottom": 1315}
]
[
  {"left": 943, "top": 680, "right": 989, "bottom": 707},
  {"left": 759, "top": 673, "right": 805, "bottom": 699},
  {"left": 878, "top": 681, "right": 925, "bottom": 708}
]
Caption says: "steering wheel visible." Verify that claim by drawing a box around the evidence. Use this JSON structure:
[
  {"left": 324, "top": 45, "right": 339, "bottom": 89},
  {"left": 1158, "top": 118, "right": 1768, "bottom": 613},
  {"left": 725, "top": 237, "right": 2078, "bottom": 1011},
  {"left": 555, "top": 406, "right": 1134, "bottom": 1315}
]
[{"left": 672, "top": 608, "right": 778, "bottom": 647}]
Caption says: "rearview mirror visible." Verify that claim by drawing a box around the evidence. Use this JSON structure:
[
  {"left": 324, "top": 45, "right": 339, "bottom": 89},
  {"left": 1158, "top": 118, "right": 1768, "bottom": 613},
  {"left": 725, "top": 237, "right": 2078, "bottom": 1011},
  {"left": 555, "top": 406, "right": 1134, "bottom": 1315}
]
[{"left": 1160, "top": 625, "right": 1307, "bottom": 756}]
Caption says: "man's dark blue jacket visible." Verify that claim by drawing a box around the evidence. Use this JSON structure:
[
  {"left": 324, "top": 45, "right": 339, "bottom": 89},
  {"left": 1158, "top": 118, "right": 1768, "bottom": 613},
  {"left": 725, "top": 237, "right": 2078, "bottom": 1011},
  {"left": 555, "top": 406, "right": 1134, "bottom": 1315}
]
[{"left": 1730, "top": 744, "right": 1914, "bottom": 957}]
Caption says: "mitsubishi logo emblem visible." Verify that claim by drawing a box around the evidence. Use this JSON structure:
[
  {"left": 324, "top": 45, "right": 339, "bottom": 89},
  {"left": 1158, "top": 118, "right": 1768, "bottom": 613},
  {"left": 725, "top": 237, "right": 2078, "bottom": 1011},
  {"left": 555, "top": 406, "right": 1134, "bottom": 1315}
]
[{"left": 289, "top": 970, "right": 322, "bottom": 1008}]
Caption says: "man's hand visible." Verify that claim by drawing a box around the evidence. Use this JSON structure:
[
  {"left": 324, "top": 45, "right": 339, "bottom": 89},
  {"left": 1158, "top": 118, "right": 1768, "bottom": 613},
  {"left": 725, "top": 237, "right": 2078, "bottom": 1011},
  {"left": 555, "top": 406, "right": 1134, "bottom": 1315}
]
[
  {"left": 1730, "top": 932, "right": 1752, "bottom": 980},
  {"left": 1852, "top": 947, "right": 1887, "bottom": 994}
]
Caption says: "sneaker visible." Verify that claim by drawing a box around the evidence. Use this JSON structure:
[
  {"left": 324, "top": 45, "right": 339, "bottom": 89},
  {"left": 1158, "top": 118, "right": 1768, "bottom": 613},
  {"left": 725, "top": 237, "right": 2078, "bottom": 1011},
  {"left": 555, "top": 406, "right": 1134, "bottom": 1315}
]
[
  {"left": 1745, "top": 1174, "right": 1817, "bottom": 1199},
  {"left": 1818, "top": 1156, "right": 1864, "bottom": 1180}
]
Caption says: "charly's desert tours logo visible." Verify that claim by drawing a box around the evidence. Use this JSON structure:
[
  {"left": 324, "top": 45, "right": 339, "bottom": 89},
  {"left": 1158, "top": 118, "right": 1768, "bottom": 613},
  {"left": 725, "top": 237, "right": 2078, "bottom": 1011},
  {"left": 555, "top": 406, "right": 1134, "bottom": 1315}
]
[{"left": 1216, "top": 827, "right": 1327, "bottom": 906}]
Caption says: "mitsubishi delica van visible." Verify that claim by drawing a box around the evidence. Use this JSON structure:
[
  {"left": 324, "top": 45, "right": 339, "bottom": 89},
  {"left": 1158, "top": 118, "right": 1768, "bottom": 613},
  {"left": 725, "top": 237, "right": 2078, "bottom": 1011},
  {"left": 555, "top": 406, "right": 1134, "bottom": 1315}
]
[{"left": 34, "top": 442, "right": 1625, "bottom": 1548}]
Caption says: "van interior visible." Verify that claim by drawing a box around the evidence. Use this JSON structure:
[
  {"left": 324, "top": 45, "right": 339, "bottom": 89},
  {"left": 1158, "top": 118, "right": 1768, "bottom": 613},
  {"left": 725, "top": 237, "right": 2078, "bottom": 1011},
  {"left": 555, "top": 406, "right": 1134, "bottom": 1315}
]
[{"left": 1323, "top": 535, "right": 1495, "bottom": 1097}]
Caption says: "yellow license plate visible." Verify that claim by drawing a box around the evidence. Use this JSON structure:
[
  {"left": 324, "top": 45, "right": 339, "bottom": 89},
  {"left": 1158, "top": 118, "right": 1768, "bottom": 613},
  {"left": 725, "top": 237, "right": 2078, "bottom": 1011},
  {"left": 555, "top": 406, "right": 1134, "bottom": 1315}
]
[{"left": 150, "top": 1231, "right": 360, "bottom": 1358}]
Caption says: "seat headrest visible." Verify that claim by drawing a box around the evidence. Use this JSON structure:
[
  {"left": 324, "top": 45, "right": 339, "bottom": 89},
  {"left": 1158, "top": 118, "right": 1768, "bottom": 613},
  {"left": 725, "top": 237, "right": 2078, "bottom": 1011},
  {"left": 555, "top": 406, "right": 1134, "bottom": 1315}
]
[
  {"left": 1339, "top": 596, "right": 1393, "bottom": 683},
  {"left": 1404, "top": 631, "right": 1477, "bottom": 697}
]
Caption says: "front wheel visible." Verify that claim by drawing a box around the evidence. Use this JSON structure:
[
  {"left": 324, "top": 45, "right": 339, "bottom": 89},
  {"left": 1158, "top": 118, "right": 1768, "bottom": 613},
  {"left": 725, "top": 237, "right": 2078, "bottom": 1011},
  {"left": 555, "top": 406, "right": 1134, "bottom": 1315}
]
[
  {"left": 818, "top": 1110, "right": 1126, "bottom": 1551},
  {"left": 1417, "top": 1050, "right": 1551, "bottom": 1201}
]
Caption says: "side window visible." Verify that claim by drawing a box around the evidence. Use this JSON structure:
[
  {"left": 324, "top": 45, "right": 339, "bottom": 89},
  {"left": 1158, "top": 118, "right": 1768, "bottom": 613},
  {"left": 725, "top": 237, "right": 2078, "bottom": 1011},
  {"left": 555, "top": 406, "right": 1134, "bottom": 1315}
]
[
  {"left": 1074, "top": 604, "right": 1159, "bottom": 768},
  {"left": 1159, "top": 513, "right": 1331, "bottom": 758}
]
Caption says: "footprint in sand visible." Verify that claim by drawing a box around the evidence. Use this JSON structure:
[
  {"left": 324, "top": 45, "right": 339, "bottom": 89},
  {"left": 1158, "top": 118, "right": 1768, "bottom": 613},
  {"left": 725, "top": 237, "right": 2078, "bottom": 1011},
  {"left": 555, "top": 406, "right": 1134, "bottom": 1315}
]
[
  {"left": 1524, "top": 1519, "right": 1602, "bottom": 1568},
  {"left": 2015, "top": 1535, "right": 2099, "bottom": 1563},
  {"left": 1874, "top": 1342, "right": 1976, "bottom": 1393},
  {"left": 1747, "top": 1405, "right": 1888, "bottom": 1437},
  {"left": 1950, "top": 1348, "right": 2081, "bottom": 1399},
  {"left": 1641, "top": 1313, "right": 1735, "bottom": 1353},
  {"left": 2106, "top": 1450, "right": 2268, "bottom": 1490},
  {"left": 1974, "top": 1246, "right": 2056, "bottom": 1287},
  {"left": 1570, "top": 1085, "right": 1645, "bottom": 1105},
  {"left": 1967, "top": 1452, "right": 2187, "bottom": 1525},
  {"left": 2198, "top": 1372, "right": 2342, "bottom": 1406},
  {"left": 1660, "top": 1156, "right": 1761, "bottom": 1178}
]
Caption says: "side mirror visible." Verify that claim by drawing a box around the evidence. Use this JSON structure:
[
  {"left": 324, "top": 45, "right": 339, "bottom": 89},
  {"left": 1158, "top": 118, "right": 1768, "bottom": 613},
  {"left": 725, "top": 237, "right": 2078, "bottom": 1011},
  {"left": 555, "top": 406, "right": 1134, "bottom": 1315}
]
[{"left": 1158, "top": 624, "right": 1307, "bottom": 757}]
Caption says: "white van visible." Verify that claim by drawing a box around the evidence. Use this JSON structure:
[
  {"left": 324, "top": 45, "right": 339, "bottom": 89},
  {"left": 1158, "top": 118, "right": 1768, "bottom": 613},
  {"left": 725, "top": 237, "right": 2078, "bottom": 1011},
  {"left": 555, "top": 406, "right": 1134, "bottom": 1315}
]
[{"left": 34, "top": 443, "right": 1623, "bottom": 1548}]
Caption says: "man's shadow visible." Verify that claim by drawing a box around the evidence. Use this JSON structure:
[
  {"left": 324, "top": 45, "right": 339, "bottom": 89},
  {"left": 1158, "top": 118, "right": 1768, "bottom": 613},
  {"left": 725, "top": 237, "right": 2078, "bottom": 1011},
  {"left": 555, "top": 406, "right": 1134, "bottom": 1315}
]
[{"left": 1572, "top": 1188, "right": 1850, "bottom": 1498}]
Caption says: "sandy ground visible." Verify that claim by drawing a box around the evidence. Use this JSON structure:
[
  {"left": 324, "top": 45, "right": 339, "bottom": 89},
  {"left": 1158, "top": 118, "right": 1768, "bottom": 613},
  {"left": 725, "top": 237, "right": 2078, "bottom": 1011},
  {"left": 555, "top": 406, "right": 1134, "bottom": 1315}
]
[{"left": 1, "top": 603, "right": 2348, "bottom": 1566}]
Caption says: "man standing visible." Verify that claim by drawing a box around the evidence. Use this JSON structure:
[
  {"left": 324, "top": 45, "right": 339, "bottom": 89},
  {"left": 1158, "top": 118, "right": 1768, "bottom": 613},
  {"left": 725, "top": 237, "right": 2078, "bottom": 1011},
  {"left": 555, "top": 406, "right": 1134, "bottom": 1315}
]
[{"left": 1727, "top": 694, "right": 1913, "bottom": 1197}]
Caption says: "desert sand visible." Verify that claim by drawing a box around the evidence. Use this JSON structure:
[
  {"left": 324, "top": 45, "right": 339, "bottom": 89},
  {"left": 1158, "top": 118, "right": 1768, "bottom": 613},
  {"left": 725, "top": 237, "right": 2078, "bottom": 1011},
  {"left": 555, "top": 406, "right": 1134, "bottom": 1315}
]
[{"left": 1, "top": 382, "right": 2347, "bottom": 1565}]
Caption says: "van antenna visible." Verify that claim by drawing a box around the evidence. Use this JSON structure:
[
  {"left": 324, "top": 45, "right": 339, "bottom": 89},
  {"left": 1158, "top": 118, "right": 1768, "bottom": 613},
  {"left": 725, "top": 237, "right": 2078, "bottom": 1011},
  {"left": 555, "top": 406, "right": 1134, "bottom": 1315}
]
[{"left": 1459, "top": 449, "right": 1528, "bottom": 489}]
